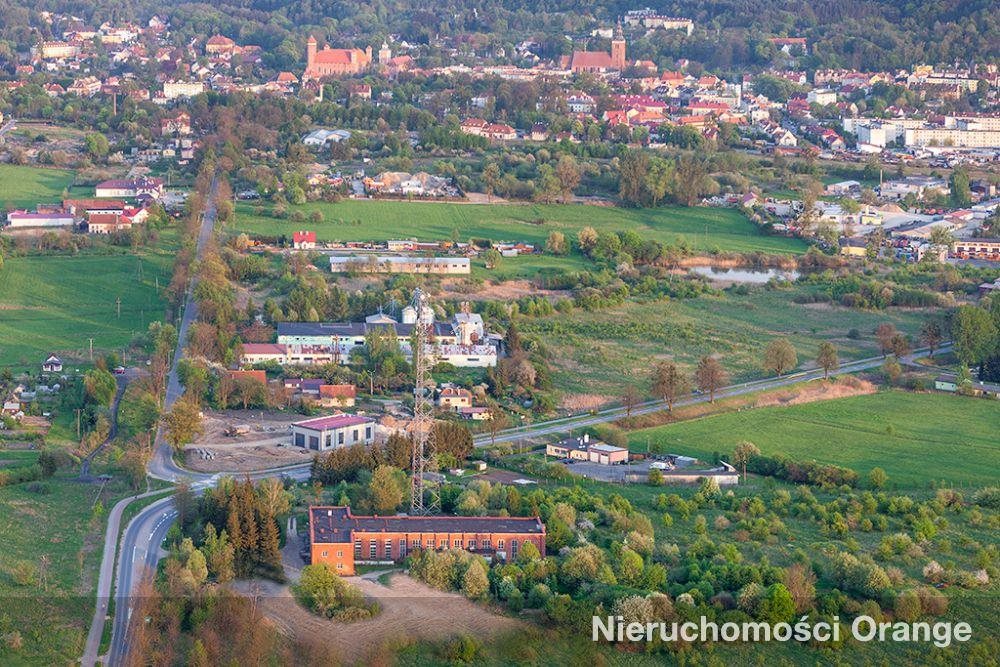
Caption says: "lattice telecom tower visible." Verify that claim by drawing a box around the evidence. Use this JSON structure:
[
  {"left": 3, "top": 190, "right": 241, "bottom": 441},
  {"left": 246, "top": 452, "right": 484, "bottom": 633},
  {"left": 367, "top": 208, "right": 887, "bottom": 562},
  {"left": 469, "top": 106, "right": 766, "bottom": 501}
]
[{"left": 409, "top": 288, "right": 439, "bottom": 514}]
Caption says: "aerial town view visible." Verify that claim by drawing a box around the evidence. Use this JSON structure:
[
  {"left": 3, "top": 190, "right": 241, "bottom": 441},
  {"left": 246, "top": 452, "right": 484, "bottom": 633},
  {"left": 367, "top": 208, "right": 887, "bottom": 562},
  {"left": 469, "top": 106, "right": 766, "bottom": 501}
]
[{"left": 0, "top": 1, "right": 997, "bottom": 665}]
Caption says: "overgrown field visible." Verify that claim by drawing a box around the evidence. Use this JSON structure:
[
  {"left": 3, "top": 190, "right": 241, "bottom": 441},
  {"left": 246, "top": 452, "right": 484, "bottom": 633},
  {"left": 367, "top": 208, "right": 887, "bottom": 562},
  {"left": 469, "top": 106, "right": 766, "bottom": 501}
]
[
  {"left": 232, "top": 200, "right": 808, "bottom": 255},
  {"left": 0, "top": 474, "right": 132, "bottom": 665},
  {"left": 629, "top": 391, "right": 999, "bottom": 489},
  {"left": 0, "top": 164, "right": 75, "bottom": 210},
  {"left": 0, "top": 243, "right": 175, "bottom": 371},
  {"left": 521, "top": 287, "right": 936, "bottom": 398}
]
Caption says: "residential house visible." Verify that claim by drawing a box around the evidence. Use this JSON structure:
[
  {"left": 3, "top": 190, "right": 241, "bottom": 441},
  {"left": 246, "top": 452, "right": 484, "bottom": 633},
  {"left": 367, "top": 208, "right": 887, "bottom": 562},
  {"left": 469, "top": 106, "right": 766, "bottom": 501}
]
[
  {"left": 437, "top": 386, "right": 473, "bottom": 410},
  {"left": 318, "top": 384, "right": 357, "bottom": 408},
  {"left": 293, "top": 230, "right": 317, "bottom": 249},
  {"left": 42, "top": 355, "right": 63, "bottom": 373}
]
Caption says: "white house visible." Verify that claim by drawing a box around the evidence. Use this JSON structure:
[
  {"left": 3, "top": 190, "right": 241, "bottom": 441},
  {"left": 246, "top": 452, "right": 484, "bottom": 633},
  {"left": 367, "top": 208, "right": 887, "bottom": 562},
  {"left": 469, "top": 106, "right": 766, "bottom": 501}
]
[{"left": 42, "top": 355, "right": 63, "bottom": 373}]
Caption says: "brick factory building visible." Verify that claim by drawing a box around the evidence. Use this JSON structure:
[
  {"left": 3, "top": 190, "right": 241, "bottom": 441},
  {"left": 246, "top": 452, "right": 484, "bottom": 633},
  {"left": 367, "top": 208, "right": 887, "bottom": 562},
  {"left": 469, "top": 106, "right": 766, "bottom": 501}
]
[{"left": 309, "top": 506, "right": 546, "bottom": 575}]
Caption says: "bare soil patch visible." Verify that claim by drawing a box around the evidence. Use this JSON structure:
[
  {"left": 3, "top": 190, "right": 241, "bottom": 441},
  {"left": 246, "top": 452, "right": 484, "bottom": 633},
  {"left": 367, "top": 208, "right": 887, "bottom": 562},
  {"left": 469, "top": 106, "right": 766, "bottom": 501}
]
[
  {"left": 232, "top": 573, "right": 522, "bottom": 665},
  {"left": 443, "top": 278, "right": 571, "bottom": 302}
]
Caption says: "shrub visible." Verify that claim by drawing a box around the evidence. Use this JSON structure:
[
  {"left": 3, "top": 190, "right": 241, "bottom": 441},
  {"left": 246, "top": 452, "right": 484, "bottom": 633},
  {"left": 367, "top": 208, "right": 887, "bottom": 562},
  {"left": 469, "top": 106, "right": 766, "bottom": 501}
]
[
  {"left": 973, "top": 487, "right": 1000, "bottom": 509},
  {"left": 894, "top": 590, "right": 922, "bottom": 622}
]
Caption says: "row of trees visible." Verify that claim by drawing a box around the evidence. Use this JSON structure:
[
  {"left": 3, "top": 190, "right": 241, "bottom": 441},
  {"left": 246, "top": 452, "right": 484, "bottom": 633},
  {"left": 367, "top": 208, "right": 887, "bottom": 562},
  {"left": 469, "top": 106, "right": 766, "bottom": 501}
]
[{"left": 648, "top": 343, "right": 841, "bottom": 411}]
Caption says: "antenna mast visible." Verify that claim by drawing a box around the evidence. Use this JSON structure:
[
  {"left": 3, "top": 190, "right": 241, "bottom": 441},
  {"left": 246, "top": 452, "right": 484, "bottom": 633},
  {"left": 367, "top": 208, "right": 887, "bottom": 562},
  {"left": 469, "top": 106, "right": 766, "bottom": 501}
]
[{"left": 410, "top": 288, "right": 439, "bottom": 514}]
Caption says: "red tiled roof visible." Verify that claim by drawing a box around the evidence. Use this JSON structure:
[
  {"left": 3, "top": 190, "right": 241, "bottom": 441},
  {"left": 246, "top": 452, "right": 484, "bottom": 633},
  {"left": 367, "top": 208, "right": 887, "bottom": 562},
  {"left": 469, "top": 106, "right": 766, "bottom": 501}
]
[
  {"left": 227, "top": 369, "right": 267, "bottom": 384},
  {"left": 571, "top": 51, "right": 614, "bottom": 70},
  {"left": 320, "top": 384, "right": 356, "bottom": 398},
  {"left": 293, "top": 230, "right": 317, "bottom": 243}
]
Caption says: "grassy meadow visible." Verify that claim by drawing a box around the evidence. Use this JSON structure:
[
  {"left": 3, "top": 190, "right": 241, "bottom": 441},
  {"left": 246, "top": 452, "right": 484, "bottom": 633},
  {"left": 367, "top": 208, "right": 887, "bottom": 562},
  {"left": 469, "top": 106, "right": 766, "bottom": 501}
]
[
  {"left": 628, "top": 391, "right": 999, "bottom": 489},
  {"left": 0, "top": 164, "right": 75, "bottom": 210},
  {"left": 0, "top": 474, "right": 134, "bottom": 665},
  {"left": 232, "top": 199, "right": 808, "bottom": 255},
  {"left": 0, "top": 243, "right": 175, "bottom": 371},
  {"left": 521, "top": 287, "right": 936, "bottom": 398}
]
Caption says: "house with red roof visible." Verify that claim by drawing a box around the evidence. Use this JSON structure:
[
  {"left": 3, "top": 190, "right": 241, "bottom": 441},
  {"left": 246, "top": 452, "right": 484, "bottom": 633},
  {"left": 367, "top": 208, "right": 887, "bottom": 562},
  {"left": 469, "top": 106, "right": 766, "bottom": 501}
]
[
  {"left": 293, "top": 230, "right": 317, "bottom": 249},
  {"left": 318, "top": 384, "right": 357, "bottom": 408}
]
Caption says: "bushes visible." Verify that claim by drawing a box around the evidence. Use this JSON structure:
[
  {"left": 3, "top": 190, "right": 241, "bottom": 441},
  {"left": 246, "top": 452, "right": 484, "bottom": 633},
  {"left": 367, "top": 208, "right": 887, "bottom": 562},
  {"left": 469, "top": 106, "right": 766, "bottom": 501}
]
[
  {"left": 747, "top": 453, "right": 858, "bottom": 487},
  {"left": 292, "top": 563, "right": 377, "bottom": 621},
  {"left": 0, "top": 463, "right": 43, "bottom": 487}
]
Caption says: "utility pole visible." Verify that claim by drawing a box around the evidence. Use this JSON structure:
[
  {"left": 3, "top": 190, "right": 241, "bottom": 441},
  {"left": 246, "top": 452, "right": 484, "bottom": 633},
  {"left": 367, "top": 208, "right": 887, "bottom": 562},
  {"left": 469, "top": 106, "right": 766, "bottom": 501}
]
[
  {"left": 76, "top": 409, "right": 82, "bottom": 438},
  {"left": 88, "top": 338, "right": 94, "bottom": 361},
  {"left": 116, "top": 297, "right": 121, "bottom": 319}
]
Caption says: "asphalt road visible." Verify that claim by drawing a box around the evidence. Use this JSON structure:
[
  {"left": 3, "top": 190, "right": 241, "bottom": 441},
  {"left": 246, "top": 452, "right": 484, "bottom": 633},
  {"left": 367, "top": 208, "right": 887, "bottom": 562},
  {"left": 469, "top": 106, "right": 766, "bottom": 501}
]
[
  {"left": 149, "top": 177, "right": 220, "bottom": 483},
  {"left": 82, "top": 178, "right": 220, "bottom": 667}
]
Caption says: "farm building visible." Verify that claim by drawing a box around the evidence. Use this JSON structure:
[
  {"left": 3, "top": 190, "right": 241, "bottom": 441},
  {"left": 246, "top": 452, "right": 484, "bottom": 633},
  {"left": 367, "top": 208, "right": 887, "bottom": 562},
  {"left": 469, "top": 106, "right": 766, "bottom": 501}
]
[
  {"left": 291, "top": 414, "right": 374, "bottom": 451},
  {"left": 546, "top": 434, "right": 630, "bottom": 465},
  {"left": 6, "top": 210, "right": 75, "bottom": 228},
  {"left": 309, "top": 506, "right": 546, "bottom": 575}
]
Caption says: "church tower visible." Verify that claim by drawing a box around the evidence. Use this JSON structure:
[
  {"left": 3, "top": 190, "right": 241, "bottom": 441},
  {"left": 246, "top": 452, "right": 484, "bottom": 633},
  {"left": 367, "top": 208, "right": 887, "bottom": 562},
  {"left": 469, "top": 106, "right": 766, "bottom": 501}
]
[
  {"left": 306, "top": 35, "right": 317, "bottom": 69},
  {"left": 378, "top": 41, "right": 391, "bottom": 65},
  {"left": 610, "top": 21, "right": 626, "bottom": 69}
]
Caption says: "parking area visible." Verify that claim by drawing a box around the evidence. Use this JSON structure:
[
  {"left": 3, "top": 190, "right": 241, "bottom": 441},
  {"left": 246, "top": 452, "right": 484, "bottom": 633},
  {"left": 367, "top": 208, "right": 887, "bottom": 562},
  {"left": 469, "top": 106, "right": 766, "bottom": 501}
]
[{"left": 557, "top": 455, "right": 698, "bottom": 482}]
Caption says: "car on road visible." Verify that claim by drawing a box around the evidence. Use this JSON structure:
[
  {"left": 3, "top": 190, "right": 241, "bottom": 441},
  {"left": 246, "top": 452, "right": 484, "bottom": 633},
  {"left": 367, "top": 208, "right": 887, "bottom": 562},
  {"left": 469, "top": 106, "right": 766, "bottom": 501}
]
[{"left": 113, "top": 366, "right": 126, "bottom": 375}]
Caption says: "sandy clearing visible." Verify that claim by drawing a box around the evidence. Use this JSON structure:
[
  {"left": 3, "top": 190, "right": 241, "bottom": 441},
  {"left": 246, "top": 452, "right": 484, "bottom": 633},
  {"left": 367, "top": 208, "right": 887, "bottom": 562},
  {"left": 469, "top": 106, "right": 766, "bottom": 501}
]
[{"left": 232, "top": 573, "right": 523, "bottom": 665}]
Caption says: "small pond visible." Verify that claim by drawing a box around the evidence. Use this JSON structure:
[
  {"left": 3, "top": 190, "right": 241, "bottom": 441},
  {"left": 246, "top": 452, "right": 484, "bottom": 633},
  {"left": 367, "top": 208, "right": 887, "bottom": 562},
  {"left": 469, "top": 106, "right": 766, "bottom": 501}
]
[{"left": 690, "top": 266, "right": 800, "bottom": 284}]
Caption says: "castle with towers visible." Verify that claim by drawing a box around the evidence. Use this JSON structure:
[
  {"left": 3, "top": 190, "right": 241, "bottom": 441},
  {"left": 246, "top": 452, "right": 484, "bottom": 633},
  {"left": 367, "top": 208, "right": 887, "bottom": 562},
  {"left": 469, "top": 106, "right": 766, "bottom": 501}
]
[{"left": 304, "top": 36, "right": 394, "bottom": 80}]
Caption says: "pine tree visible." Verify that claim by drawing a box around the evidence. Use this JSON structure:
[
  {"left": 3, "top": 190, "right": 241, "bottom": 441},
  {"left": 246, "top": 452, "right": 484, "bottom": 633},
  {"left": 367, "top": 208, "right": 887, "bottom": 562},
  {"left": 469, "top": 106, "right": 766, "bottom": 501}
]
[{"left": 257, "top": 510, "right": 283, "bottom": 576}]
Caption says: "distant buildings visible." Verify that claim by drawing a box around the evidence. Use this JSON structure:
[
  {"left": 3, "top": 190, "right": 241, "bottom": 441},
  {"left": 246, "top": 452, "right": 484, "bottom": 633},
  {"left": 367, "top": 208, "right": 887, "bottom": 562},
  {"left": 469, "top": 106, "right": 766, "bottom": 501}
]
[
  {"left": 95, "top": 177, "right": 164, "bottom": 199},
  {"left": 329, "top": 255, "right": 471, "bottom": 274},
  {"left": 253, "top": 309, "right": 497, "bottom": 368}
]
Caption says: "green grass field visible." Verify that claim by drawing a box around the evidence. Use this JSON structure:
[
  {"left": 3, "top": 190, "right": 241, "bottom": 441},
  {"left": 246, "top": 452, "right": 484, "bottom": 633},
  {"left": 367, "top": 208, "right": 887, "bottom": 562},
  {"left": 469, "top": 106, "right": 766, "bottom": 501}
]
[
  {"left": 522, "top": 288, "right": 936, "bottom": 398},
  {"left": 232, "top": 200, "right": 808, "bottom": 255},
  {"left": 628, "top": 391, "right": 999, "bottom": 488},
  {"left": 0, "top": 243, "right": 175, "bottom": 371},
  {"left": 0, "top": 164, "right": 74, "bottom": 210},
  {"left": 0, "top": 474, "right": 133, "bottom": 665}
]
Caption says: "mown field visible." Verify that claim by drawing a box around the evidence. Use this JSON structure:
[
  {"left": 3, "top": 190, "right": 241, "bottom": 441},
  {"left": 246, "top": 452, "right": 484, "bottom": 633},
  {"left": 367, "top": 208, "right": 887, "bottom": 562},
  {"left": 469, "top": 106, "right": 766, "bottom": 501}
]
[
  {"left": 0, "top": 164, "right": 75, "bottom": 210},
  {"left": 0, "top": 474, "right": 133, "bottom": 666},
  {"left": 628, "top": 391, "right": 999, "bottom": 489},
  {"left": 232, "top": 200, "right": 808, "bottom": 255},
  {"left": 521, "top": 288, "right": 936, "bottom": 399},
  {"left": 0, "top": 242, "right": 175, "bottom": 371}
]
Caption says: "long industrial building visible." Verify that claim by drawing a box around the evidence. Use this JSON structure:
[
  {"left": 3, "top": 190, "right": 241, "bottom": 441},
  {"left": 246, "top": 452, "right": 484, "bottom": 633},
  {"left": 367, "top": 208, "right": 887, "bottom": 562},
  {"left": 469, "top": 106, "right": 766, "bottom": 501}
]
[{"left": 309, "top": 506, "right": 546, "bottom": 575}]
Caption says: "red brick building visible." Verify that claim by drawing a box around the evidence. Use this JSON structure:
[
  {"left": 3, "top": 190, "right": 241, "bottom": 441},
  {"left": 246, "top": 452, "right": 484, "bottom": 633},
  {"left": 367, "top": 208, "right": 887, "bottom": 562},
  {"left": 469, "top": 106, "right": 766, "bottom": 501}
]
[{"left": 309, "top": 506, "right": 546, "bottom": 575}]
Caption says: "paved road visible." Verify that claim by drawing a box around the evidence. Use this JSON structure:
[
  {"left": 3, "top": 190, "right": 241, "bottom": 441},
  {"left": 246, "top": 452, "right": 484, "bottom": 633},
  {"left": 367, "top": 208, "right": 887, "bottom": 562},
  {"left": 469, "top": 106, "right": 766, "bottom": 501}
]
[
  {"left": 149, "top": 177, "right": 220, "bottom": 482},
  {"left": 107, "top": 467, "right": 312, "bottom": 666},
  {"left": 472, "top": 345, "right": 952, "bottom": 447},
  {"left": 82, "top": 179, "right": 220, "bottom": 667}
]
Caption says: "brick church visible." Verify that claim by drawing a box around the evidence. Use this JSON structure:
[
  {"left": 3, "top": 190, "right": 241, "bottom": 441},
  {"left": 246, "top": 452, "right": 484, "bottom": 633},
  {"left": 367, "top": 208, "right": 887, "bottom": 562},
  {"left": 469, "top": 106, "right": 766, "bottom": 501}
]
[{"left": 303, "top": 35, "right": 372, "bottom": 80}]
